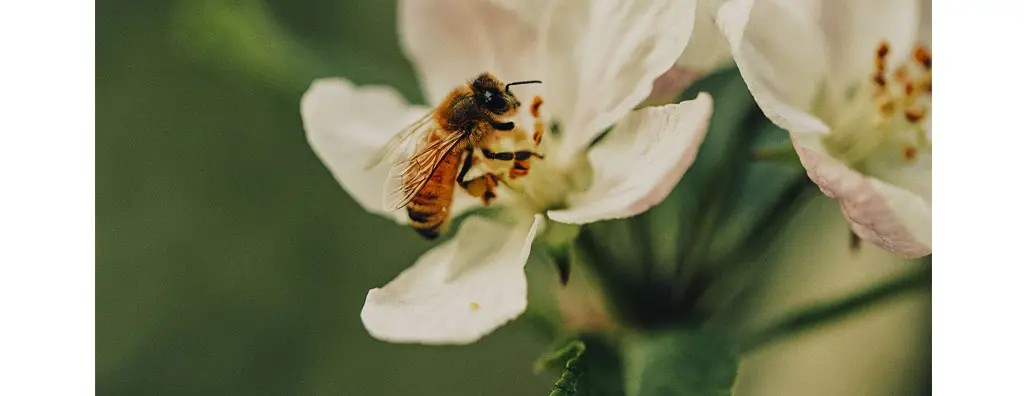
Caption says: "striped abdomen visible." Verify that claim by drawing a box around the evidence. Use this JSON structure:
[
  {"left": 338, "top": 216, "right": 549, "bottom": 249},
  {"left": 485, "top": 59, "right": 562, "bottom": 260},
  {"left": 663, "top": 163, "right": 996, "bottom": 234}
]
[{"left": 407, "top": 144, "right": 466, "bottom": 239}]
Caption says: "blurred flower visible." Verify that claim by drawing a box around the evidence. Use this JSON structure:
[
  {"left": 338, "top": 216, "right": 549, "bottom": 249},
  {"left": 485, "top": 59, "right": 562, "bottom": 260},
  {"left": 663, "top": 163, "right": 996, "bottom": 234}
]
[
  {"left": 717, "top": 0, "right": 931, "bottom": 258},
  {"left": 301, "top": 0, "right": 712, "bottom": 344}
]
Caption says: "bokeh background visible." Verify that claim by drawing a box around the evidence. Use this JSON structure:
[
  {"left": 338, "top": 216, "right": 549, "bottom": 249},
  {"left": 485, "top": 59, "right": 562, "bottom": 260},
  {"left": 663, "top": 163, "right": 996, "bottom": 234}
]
[{"left": 97, "top": 0, "right": 930, "bottom": 394}]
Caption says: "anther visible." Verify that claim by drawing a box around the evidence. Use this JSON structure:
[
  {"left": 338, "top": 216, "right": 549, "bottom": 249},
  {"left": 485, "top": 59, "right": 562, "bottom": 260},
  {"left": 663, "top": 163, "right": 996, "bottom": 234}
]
[
  {"left": 530, "top": 96, "right": 543, "bottom": 118},
  {"left": 914, "top": 45, "right": 932, "bottom": 70},
  {"left": 903, "top": 146, "right": 918, "bottom": 161},
  {"left": 877, "top": 42, "right": 890, "bottom": 58},
  {"left": 873, "top": 73, "right": 887, "bottom": 87},
  {"left": 905, "top": 108, "right": 925, "bottom": 123}
]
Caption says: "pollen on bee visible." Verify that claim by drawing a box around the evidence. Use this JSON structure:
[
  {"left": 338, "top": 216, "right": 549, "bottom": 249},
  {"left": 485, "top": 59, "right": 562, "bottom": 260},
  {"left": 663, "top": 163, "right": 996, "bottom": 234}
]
[
  {"left": 530, "top": 96, "right": 543, "bottom": 118},
  {"left": 469, "top": 302, "right": 480, "bottom": 311}
]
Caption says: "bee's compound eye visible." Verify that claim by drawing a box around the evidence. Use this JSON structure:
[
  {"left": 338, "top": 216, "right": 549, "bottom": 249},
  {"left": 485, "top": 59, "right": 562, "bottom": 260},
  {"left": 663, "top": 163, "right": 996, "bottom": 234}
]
[{"left": 483, "top": 89, "right": 508, "bottom": 113}]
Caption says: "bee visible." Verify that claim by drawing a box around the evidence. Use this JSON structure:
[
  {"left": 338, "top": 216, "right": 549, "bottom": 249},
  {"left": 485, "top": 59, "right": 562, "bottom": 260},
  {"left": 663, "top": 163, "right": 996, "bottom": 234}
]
[{"left": 365, "top": 73, "right": 544, "bottom": 239}]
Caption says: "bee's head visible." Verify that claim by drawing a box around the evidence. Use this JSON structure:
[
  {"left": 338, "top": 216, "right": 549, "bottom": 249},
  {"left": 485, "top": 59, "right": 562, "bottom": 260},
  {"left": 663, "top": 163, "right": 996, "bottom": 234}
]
[{"left": 471, "top": 73, "right": 541, "bottom": 117}]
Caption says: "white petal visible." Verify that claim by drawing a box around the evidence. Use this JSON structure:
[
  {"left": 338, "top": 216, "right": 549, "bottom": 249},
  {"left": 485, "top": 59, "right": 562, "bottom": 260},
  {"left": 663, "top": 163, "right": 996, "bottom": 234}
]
[
  {"left": 541, "top": 0, "right": 698, "bottom": 158},
  {"left": 547, "top": 94, "right": 713, "bottom": 224},
  {"left": 792, "top": 135, "right": 931, "bottom": 258},
  {"left": 361, "top": 214, "right": 544, "bottom": 344},
  {"left": 917, "top": 0, "right": 931, "bottom": 46},
  {"left": 301, "top": 78, "right": 431, "bottom": 221},
  {"left": 820, "top": 0, "right": 920, "bottom": 87},
  {"left": 398, "top": 0, "right": 541, "bottom": 105},
  {"left": 717, "top": 0, "right": 830, "bottom": 134},
  {"left": 675, "top": 0, "right": 734, "bottom": 73}
]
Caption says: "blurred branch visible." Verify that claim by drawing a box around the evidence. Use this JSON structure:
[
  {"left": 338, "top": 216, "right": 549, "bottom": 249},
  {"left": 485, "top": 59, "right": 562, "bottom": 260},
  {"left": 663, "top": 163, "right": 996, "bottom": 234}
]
[
  {"left": 737, "top": 264, "right": 931, "bottom": 354},
  {"left": 172, "top": 0, "right": 336, "bottom": 96}
]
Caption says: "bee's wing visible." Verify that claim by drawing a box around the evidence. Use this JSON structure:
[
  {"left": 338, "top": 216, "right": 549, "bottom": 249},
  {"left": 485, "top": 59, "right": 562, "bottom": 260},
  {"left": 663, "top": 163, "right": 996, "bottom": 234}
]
[
  {"left": 382, "top": 130, "right": 467, "bottom": 211},
  {"left": 364, "top": 111, "right": 436, "bottom": 170}
]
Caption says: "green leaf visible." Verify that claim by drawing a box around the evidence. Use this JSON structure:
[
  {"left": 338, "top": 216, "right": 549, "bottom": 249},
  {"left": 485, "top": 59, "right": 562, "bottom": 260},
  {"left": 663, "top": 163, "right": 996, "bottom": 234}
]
[
  {"left": 622, "top": 330, "right": 738, "bottom": 396},
  {"left": 535, "top": 340, "right": 587, "bottom": 373}
]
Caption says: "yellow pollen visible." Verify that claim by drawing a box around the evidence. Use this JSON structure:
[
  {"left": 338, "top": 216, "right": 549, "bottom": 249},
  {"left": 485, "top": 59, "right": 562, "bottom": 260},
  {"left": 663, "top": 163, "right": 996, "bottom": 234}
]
[{"left": 469, "top": 302, "right": 480, "bottom": 311}]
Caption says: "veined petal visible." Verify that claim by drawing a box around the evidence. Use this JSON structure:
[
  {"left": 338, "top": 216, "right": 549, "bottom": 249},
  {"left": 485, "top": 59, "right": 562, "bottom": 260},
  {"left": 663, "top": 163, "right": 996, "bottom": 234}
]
[
  {"left": 541, "top": 0, "right": 698, "bottom": 158},
  {"left": 821, "top": 0, "right": 920, "bottom": 87},
  {"left": 398, "top": 0, "right": 540, "bottom": 105},
  {"left": 717, "top": 0, "right": 830, "bottom": 134},
  {"left": 301, "top": 78, "right": 429, "bottom": 221},
  {"left": 361, "top": 214, "right": 544, "bottom": 344},
  {"left": 547, "top": 94, "right": 713, "bottom": 224},
  {"left": 792, "top": 135, "right": 931, "bottom": 258}
]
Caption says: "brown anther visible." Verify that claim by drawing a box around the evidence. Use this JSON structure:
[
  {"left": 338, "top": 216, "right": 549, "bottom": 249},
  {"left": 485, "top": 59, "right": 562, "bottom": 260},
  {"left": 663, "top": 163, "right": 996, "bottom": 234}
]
[
  {"left": 903, "top": 146, "right": 918, "bottom": 161},
  {"left": 530, "top": 96, "right": 543, "bottom": 118},
  {"left": 877, "top": 42, "right": 890, "bottom": 58},
  {"left": 873, "top": 73, "right": 887, "bottom": 87},
  {"left": 904, "top": 81, "right": 915, "bottom": 96},
  {"left": 914, "top": 45, "right": 932, "bottom": 69},
  {"left": 905, "top": 108, "right": 925, "bottom": 123}
]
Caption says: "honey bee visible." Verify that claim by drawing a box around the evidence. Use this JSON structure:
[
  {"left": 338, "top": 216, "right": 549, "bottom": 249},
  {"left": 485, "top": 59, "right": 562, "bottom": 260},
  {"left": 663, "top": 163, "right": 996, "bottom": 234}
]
[{"left": 365, "top": 73, "right": 544, "bottom": 239}]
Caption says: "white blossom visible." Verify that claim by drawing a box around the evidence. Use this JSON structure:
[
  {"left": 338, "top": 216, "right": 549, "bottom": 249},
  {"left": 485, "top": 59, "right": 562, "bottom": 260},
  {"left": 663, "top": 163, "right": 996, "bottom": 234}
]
[
  {"left": 717, "top": 0, "right": 931, "bottom": 257},
  {"left": 301, "top": 0, "right": 713, "bottom": 344}
]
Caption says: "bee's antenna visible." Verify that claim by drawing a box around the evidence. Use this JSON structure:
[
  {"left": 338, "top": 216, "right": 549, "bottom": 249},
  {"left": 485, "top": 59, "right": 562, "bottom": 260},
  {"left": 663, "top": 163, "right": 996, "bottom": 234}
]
[{"left": 505, "top": 80, "right": 542, "bottom": 95}]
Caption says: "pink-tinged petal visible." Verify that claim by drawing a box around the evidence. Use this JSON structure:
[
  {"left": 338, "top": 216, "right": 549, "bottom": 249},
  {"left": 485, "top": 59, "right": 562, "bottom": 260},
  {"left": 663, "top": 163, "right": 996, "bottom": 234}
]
[
  {"left": 361, "top": 214, "right": 543, "bottom": 344},
  {"left": 717, "top": 0, "right": 830, "bottom": 134},
  {"left": 541, "top": 0, "right": 698, "bottom": 159},
  {"left": 301, "top": 78, "right": 430, "bottom": 221},
  {"left": 643, "top": 66, "right": 702, "bottom": 106},
  {"left": 398, "top": 0, "right": 541, "bottom": 105},
  {"left": 820, "top": 0, "right": 921, "bottom": 87},
  {"left": 547, "top": 94, "right": 713, "bottom": 224},
  {"left": 792, "top": 136, "right": 931, "bottom": 258}
]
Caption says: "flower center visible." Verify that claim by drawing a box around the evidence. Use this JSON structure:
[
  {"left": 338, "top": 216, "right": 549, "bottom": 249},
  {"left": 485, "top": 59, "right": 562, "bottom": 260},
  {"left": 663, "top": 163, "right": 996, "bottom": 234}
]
[
  {"left": 820, "top": 41, "right": 932, "bottom": 171},
  {"left": 475, "top": 98, "right": 589, "bottom": 214}
]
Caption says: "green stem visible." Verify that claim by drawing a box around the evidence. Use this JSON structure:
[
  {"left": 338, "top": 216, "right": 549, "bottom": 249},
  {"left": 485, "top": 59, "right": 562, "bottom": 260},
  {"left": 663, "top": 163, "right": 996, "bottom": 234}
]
[
  {"left": 737, "top": 265, "right": 931, "bottom": 354},
  {"left": 693, "top": 174, "right": 816, "bottom": 326}
]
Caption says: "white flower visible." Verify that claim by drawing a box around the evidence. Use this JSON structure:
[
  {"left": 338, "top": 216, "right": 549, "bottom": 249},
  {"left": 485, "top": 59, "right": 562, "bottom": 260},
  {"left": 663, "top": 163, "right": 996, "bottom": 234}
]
[
  {"left": 300, "top": 0, "right": 713, "bottom": 344},
  {"left": 717, "top": 0, "right": 931, "bottom": 258}
]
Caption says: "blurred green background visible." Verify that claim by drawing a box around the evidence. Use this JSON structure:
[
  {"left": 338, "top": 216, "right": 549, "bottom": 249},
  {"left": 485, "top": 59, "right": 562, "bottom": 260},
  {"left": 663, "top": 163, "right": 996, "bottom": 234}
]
[
  {"left": 97, "top": 0, "right": 930, "bottom": 394},
  {"left": 97, "top": 0, "right": 551, "bottom": 394}
]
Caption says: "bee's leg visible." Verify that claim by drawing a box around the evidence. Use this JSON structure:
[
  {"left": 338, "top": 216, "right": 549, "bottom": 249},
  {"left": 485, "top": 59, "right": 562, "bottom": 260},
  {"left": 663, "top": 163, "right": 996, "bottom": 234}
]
[
  {"left": 456, "top": 147, "right": 474, "bottom": 188},
  {"left": 457, "top": 148, "right": 500, "bottom": 206},
  {"left": 481, "top": 148, "right": 544, "bottom": 180}
]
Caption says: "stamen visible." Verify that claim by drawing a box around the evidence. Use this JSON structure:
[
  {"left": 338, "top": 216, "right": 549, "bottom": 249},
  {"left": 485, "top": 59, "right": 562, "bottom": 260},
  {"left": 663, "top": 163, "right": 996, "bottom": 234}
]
[
  {"left": 902, "top": 146, "right": 918, "bottom": 161},
  {"left": 914, "top": 45, "right": 932, "bottom": 70},
  {"left": 905, "top": 108, "right": 925, "bottom": 123},
  {"left": 873, "top": 41, "right": 890, "bottom": 91},
  {"left": 859, "top": 41, "right": 932, "bottom": 164}
]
